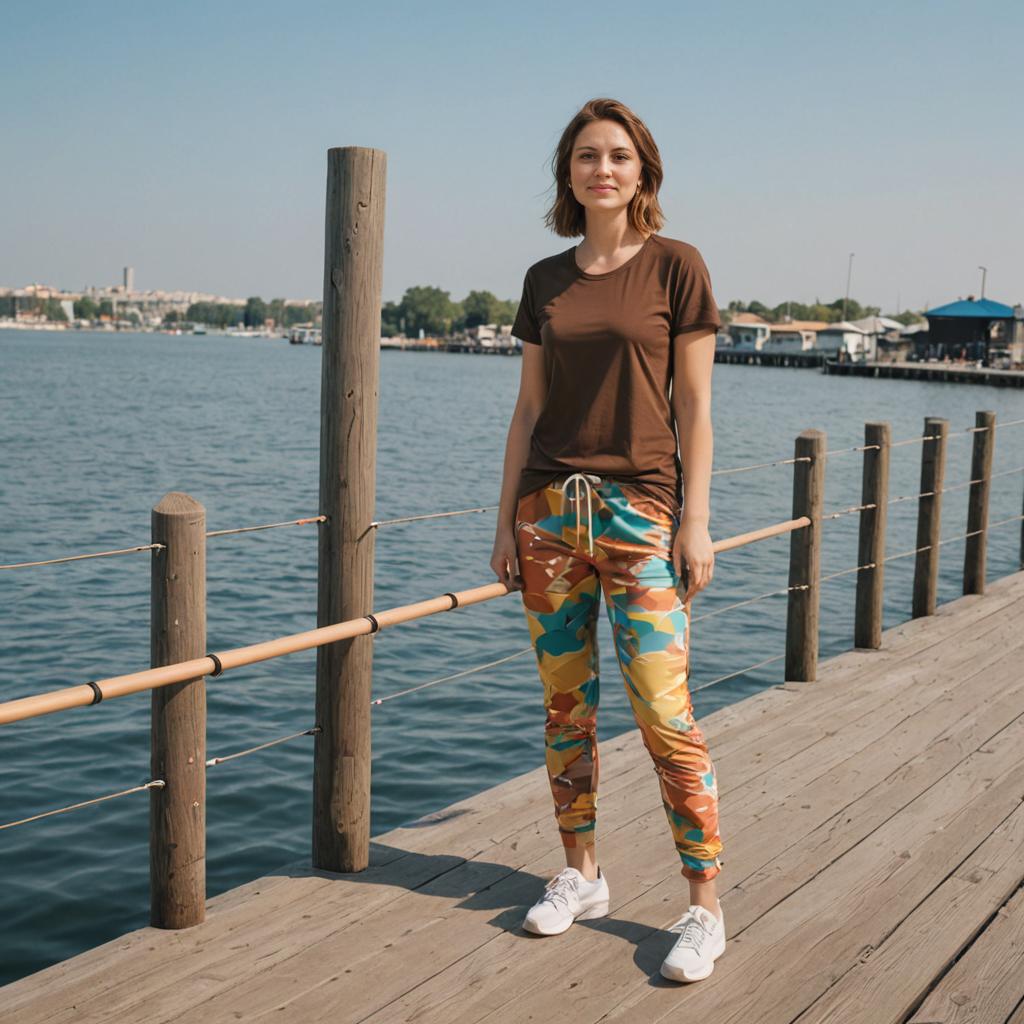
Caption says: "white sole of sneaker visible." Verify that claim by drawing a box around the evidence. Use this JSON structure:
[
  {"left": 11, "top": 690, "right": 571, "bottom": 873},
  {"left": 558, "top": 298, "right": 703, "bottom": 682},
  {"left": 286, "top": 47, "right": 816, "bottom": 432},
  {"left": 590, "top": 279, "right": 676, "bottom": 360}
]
[
  {"left": 659, "top": 938, "right": 725, "bottom": 982},
  {"left": 522, "top": 899, "right": 610, "bottom": 936}
]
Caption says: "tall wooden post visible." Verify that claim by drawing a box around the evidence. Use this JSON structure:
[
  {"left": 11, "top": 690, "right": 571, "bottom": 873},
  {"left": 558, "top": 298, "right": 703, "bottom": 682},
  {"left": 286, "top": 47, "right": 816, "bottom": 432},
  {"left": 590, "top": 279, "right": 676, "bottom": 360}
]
[
  {"left": 150, "top": 491, "right": 206, "bottom": 928},
  {"left": 964, "top": 410, "right": 996, "bottom": 595},
  {"left": 786, "top": 429, "right": 825, "bottom": 682},
  {"left": 912, "top": 417, "right": 948, "bottom": 618},
  {"left": 313, "top": 146, "right": 386, "bottom": 873},
  {"left": 855, "top": 422, "right": 890, "bottom": 648}
]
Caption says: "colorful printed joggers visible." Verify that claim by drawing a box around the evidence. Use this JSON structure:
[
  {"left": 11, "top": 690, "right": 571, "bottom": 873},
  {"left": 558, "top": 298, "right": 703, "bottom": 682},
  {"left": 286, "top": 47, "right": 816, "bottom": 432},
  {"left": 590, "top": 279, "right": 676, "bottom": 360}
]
[{"left": 514, "top": 475, "right": 724, "bottom": 882}]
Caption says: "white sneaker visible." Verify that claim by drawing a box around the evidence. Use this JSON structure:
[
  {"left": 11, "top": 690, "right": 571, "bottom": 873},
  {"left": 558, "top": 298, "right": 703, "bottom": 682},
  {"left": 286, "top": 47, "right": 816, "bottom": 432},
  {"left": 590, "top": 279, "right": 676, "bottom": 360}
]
[
  {"left": 522, "top": 866, "right": 610, "bottom": 935},
  {"left": 659, "top": 903, "right": 726, "bottom": 982}
]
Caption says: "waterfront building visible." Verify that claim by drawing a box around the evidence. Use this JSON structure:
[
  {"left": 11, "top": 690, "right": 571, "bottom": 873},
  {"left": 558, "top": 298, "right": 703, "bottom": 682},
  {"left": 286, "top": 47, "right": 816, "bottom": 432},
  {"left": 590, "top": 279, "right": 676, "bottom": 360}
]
[
  {"left": 760, "top": 319, "right": 829, "bottom": 355},
  {"left": 721, "top": 311, "right": 771, "bottom": 352},
  {"left": 466, "top": 323, "right": 514, "bottom": 348},
  {"left": 917, "top": 296, "right": 1023, "bottom": 365},
  {"left": 815, "top": 320, "right": 874, "bottom": 362}
]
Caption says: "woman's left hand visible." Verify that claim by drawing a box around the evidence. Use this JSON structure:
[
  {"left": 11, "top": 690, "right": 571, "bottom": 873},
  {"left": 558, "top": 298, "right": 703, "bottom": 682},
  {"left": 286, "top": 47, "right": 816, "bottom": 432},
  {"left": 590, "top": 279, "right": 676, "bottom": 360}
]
[{"left": 672, "top": 517, "right": 715, "bottom": 603}]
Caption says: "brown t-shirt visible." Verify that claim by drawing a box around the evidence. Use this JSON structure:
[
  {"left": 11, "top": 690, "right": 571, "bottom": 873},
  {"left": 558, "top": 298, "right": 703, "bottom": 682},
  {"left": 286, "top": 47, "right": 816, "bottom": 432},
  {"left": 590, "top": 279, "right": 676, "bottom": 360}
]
[{"left": 511, "top": 233, "right": 721, "bottom": 515}]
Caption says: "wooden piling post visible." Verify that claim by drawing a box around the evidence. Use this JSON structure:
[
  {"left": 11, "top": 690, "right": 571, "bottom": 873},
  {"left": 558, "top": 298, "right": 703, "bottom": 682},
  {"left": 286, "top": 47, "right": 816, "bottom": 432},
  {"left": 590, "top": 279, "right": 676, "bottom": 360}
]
[
  {"left": 786, "top": 429, "right": 825, "bottom": 682},
  {"left": 964, "top": 410, "right": 996, "bottom": 595},
  {"left": 313, "top": 146, "right": 386, "bottom": 873},
  {"left": 912, "top": 418, "right": 948, "bottom": 618},
  {"left": 150, "top": 492, "right": 207, "bottom": 928},
  {"left": 855, "top": 422, "right": 890, "bottom": 648}
]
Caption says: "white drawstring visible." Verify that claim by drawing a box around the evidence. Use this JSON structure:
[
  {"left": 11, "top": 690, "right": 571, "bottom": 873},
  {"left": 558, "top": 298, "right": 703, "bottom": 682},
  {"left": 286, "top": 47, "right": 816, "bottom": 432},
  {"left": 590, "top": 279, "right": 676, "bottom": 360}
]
[{"left": 559, "top": 472, "right": 602, "bottom": 556}]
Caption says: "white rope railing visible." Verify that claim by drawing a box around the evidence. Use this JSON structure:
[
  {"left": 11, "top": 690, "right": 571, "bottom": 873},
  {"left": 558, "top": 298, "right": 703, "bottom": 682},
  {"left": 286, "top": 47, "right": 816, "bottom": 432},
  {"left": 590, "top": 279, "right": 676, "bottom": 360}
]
[
  {"left": 207, "top": 516, "right": 326, "bottom": 538},
  {"left": 0, "top": 725, "right": 323, "bottom": 830},
  {"left": 690, "top": 653, "right": 787, "bottom": 693},
  {"left": 371, "top": 648, "right": 535, "bottom": 705},
  {"left": 0, "top": 779, "right": 166, "bottom": 831},
  {"left": 8, "top": 416, "right": 1024, "bottom": 571},
  {"left": 690, "top": 584, "right": 807, "bottom": 624},
  {"left": 0, "top": 543, "right": 165, "bottom": 571},
  {"left": 1, "top": 516, "right": 326, "bottom": 571},
  {"left": 206, "top": 726, "right": 320, "bottom": 765}
]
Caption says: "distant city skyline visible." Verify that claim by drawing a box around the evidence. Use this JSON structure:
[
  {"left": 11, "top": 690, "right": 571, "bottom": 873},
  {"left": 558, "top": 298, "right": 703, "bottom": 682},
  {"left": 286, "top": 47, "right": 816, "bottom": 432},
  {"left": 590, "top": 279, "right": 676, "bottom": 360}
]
[
  {"left": 3, "top": 0, "right": 1022, "bottom": 313},
  {"left": 0, "top": 270, "right": 317, "bottom": 307}
]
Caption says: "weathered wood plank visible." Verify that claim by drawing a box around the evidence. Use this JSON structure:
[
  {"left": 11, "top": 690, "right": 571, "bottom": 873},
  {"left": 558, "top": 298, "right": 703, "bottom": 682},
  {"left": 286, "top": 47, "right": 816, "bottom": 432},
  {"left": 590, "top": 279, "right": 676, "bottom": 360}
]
[
  {"left": 595, "top": 704, "right": 1024, "bottom": 1022},
  {"left": 802, "top": 805, "right": 1024, "bottom": 1023}
]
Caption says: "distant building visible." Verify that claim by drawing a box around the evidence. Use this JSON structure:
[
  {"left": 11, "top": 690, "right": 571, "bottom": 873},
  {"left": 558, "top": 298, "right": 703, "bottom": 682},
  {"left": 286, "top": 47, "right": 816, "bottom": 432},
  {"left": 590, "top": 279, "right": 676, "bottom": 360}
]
[
  {"left": 849, "top": 315, "right": 904, "bottom": 337},
  {"left": 846, "top": 315, "right": 904, "bottom": 362},
  {"left": 466, "top": 323, "right": 514, "bottom": 347},
  {"left": 893, "top": 321, "right": 929, "bottom": 362},
  {"left": 816, "top": 321, "right": 875, "bottom": 362},
  {"left": 721, "top": 312, "right": 771, "bottom": 352},
  {"left": 467, "top": 323, "right": 496, "bottom": 343},
  {"left": 761, "top": 319, "right": 829, "bottom": 355},
  {"left": 917, "top": 297, "right": 1022, "bottom": 365},
  {"left": 124, "top": 266, "right": 134, "bottom": 294},
  {"left": 874, "top": 320, "right": 925, "bottom": 362}
]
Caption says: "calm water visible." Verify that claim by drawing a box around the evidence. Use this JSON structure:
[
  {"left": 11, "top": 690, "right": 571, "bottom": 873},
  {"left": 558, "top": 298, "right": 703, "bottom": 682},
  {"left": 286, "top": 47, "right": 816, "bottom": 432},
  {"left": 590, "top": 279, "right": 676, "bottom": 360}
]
[{"left": 2, "top": 328, "right": 1023, "bottom": 985}]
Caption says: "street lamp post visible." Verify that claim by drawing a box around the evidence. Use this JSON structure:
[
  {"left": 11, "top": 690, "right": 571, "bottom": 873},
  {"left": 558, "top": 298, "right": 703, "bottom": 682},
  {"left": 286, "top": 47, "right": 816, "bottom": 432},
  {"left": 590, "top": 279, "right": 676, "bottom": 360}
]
[
  {"left": 978, "top": 265, "right": 987, "bottom": 299},
  {"left": 842, "top": 252, "right": 855, "bottom": 321}
]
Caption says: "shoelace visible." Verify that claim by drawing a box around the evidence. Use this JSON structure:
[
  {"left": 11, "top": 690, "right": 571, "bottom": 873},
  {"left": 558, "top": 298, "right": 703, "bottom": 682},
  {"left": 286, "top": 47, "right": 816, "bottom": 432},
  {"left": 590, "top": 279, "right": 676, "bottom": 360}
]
[
  {"left": 667, "top": 911, "right": 709, "bottom": 952},
  {"left": 541, "top": 870, "right": 580, "bottom": 910},
  {"left": 559, "top": 472, "right": 602, "bottom": 556}
]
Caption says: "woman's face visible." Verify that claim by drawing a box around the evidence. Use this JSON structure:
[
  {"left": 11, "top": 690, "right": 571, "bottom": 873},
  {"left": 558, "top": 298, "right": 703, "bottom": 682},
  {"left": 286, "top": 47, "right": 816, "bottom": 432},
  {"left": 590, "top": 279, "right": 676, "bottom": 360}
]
[{"left": 568, "top": 118, "right": 643, "bottom": 215}]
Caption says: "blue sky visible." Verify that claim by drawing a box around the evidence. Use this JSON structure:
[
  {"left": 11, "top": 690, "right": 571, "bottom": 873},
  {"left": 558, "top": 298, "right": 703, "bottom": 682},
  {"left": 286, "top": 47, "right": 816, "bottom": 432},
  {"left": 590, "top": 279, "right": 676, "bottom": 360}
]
[{"left": 3, "top": 0, "right": 1021, "bottom": 313}]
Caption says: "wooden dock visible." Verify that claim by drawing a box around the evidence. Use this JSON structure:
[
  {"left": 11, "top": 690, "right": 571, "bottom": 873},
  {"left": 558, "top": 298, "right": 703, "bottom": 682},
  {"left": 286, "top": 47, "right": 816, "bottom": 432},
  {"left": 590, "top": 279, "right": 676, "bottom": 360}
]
[{"left": 6, "top": 570, "right": 1024, "bottom": 1023}]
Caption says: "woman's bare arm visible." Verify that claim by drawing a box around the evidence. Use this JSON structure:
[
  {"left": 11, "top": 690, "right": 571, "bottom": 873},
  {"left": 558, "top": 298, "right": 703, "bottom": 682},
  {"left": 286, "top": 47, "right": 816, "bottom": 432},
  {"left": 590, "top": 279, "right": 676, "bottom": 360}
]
[
  {"left": 490, "top": 343, "right": 546, "bottom": 589},
  {"left": 670, "top": 326, "right": 716, "bottom": 595},
  {"left": 496, "top": 342, "right": 547, "bottom": 533}
]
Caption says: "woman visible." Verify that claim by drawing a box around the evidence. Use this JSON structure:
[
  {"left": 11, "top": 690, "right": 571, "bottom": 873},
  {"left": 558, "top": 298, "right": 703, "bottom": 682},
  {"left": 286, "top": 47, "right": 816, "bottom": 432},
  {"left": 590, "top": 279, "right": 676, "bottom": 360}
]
[{"left": 489, "top": 97, "right": 725, "bottom": 983}]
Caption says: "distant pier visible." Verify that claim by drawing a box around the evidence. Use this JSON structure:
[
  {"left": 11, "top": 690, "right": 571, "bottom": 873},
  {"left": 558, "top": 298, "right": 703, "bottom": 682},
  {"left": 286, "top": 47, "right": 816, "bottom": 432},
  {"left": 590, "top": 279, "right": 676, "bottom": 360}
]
[
  {"left": 715, "top": 350, "right": 825, "bottom": 368},
  {"left": 381, "top": 340, "right": 521, "bottom": 355},
  {"left": 715, "top": 352, "right": 1024, "bottom": 386},
  {"left": 824, "top": 359, "right": 1024, "bottom": 387}
]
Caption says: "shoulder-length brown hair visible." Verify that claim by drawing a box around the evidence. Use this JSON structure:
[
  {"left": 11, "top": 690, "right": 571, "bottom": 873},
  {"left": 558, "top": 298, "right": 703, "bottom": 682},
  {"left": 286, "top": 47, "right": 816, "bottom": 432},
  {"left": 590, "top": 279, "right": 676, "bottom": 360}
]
[{"left": 544, "top": 97, "right": 665, "bottom": 239}]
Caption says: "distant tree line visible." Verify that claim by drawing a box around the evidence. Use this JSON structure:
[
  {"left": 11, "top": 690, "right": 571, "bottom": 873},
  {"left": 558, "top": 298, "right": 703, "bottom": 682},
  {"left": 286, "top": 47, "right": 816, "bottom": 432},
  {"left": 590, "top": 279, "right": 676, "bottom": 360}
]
[
  {"left": 2, "top": 288, "right": 928, "bottom": 333},
  {"left": 175, "top": 286, "right": 521, "bottom": 336},
  {"left": 166, "top": 297, "right": 321, "bottom": 328},
  {"left": 725, "top": 297, "right": 926, "bottom": 325},
  {"left": 382, "top": 287, "right": 518, "bottom": 337}
]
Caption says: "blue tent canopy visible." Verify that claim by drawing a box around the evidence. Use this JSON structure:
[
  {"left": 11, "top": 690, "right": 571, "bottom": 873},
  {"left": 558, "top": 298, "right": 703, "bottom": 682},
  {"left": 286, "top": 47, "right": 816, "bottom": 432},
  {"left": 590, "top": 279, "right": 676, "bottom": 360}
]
[{"left": 925, "top": 298, "right": 1015, "bottom": 319}]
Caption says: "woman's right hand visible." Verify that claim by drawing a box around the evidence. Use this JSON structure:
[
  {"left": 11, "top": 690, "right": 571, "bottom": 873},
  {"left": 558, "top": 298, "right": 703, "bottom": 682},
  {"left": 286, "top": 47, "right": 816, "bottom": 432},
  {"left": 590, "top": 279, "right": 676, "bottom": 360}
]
[{"left": 490, "top": 527, "right": 523, "bottom": 591}]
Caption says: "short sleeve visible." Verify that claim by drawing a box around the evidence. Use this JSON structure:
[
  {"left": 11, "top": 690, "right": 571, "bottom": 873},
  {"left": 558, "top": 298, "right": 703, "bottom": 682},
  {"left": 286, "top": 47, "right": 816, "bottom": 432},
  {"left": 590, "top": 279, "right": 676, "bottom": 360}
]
[
  {"left": 511, "top": 269, "right": 542, "bottom": 345},
  {"left": 670, "top": 247, "right": 722, "bottom": 336}
]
